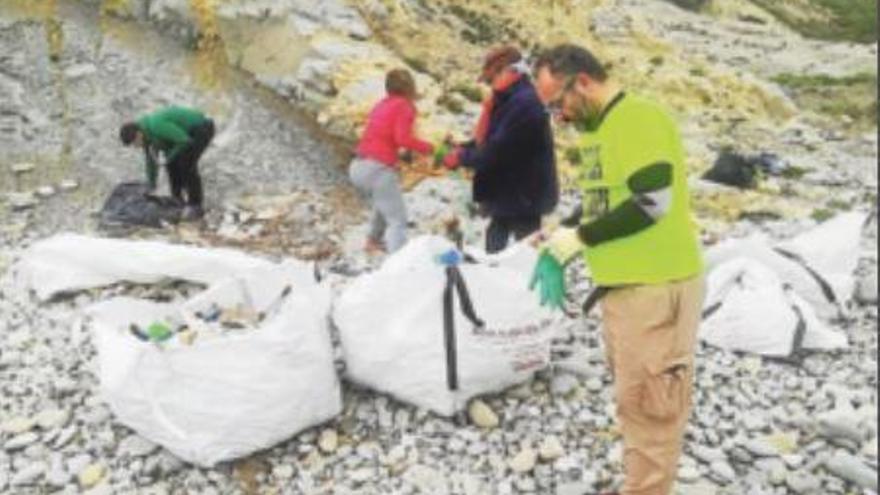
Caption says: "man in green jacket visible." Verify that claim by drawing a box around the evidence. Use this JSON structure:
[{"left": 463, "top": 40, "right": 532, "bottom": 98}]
[
  {"left": 530, "top": 44, "right": 705, "bottom": 495},
  {"left": 120, "top": 106, "right": 215, "bottom": 220}
]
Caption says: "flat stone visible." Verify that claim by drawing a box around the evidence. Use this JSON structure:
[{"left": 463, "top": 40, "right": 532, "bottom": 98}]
[
  {"left": 59, "top": 180, "right": 79, "bottom": 192},
  {"left": 709, "top": 460, "right": 735, "bottom": 484},
  {"left": 11, "top": 162, "right": 35, "bottom": 174},
  {"left": 318, "top": 428, "right": 338, "bottom": 454},
  {"left": 118, "top": 434, "right": 159, "bottom": 458},
  {"left": 691, "top": 445, "right": 726, "bottom": 463},
  {"left": 823, "top": 452, "right": 878, "bottom": 491},
  {"left": 4, "top": 432, "right": 40, "bottom": 451},
  {"left": 509, "top": 448, "right": 537, "bottom": 474},
  {"left": 35, "top": 408, "right": 70, "bottom": 430},
  {"left": 785, "top": 471, "right": 821, "bottom": 494},
  {"left": 468, "top": 399, "right": 499, "bottom": 429},
  {"left": 53, "top": 425, "right": 78, "bottom": 449},
  {"left": 743, "top": 438, "right": 780, "bottom": 458},
  {"left": 8, "top": 192, "right": 37, "bottom": 211},
  {"left": 35, "top": 185, "right": 56, "bottom": 198},
  {"left": 1, "top": 417, "right": 36, "bottom": 434},
  {"left": 817, "top": 409, "right": 868, "bottom": 443},
  {"left": 11, "top": 462, "right": 45, "bottom": 486},
  {"left": 538, "top": 435, "right": 565, "bottom": 462},
  {"left": 856, "top": 272, "right": 878, "bottom": 305}
]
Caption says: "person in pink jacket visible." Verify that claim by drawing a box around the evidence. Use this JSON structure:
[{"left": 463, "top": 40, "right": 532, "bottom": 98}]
[{"left": 350, "top": 69, "right": 435, "bottom": 253}]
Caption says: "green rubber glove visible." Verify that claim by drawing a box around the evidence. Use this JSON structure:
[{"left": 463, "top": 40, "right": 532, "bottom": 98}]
[
  {"left": 433, "top": 142, "right": 450, "bottom": 167},
  {"left": 529, "top": 251, "right": 567, "bottom": 310}
]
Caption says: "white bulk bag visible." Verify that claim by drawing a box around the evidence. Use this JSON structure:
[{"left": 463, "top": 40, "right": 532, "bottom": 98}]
[
  {"left": 334, "top": 236, "right": 557, "bottom": 417},
  {"left": 87, "top": 262, "right": 341, "bottom": 467},
  {"left": 701, "top": 257, "right": 847, "bottom": 357}
]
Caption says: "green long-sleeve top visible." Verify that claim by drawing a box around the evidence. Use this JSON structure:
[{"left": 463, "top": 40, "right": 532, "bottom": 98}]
[{"left": 137, "top": 106, "right": 208, "bottom": 187}]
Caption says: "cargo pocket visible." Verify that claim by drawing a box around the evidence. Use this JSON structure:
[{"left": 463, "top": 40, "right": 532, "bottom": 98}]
[{"left": 640, "top": 357, "right": 691, "bottom": 422}]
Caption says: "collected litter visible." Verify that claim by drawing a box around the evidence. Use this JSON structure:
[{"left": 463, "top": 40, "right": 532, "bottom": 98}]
[
  {"left": 702, "top": 150, "right": 793, "bottom": 189},
  {"left": 71, "top": 245, "right": 341, "bottom": 467},
  {"left": 99, "top": 182, "right": 183, "bottom": 228},
  {"left": 701, "top": 212, "right": 866, "bottom": 358},
  {"left": 334, "top": 236, "right": 557, "bottom": 417}
]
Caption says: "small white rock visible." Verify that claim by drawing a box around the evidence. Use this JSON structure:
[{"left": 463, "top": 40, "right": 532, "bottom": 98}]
[
  {"left": 469, "top": 399, "right": 499, "bottom": 429},
  {"left": 59, "top": 180, "right": 79, "bottom": 192},
  {"left": 538, "top": 435, "right": 565, "bottom": 462},
  {"left": 35, "top": 408, "right": 70, "bottom": 430},
  {"left": 36, "top": 186, "right": 56, "bottom": 198},
  {"left": 4, "top": 432, "right": 40, "bottom": 451},
  {"left": 509, "top": 447, "right": 537, "bottom": 474},
  {"left": 318, "top": 428, "right": 338, "bottom": 454},
  {"left": 1, "top": 417, "right": 36, "bottom": 434},
  {"left": 78, "top": 464, "right": 106, "bottom": 489},
  {"left": 11, "top": 162, "right": 35, "bottom": 174}
]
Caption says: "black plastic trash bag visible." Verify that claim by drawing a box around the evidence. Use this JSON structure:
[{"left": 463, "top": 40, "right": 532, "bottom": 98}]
[
  {"left": 702, "top": 150, "right": 758, "bottom": 189},
  {"left": 99, "top": 182, "right": 182, "bottom": 228}
]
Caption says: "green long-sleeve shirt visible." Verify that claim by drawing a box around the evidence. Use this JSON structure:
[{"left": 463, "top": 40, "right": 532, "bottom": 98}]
[{"left": 138, "top": 106, "right": 208, "bottom": 187}]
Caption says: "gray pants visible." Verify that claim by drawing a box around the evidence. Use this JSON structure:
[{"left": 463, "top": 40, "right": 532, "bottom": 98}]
[{"left": 349, "top": 157, "right": 407, "bottom": 252}]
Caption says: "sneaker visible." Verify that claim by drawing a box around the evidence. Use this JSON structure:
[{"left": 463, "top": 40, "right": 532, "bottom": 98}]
[{"left": 180, "top": 205, "right": 204, "bottom": 222}]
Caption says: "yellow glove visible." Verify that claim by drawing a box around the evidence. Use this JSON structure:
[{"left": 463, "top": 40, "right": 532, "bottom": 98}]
[{"left": 544, "top": 227, "right": 584, "bottom": 265}]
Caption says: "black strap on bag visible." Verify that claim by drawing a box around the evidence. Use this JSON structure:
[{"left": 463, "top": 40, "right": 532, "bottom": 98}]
[
  {"left": 773, "top": 247, "right": 838, "bottom": 306},
  {"left": 442, "top": 265, "right": 485, "bottom": 391}
]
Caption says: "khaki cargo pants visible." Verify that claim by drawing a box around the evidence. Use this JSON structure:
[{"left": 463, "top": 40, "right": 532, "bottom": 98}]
[{"left": 599, "top": 275, "right": 705, "bottom": 495}]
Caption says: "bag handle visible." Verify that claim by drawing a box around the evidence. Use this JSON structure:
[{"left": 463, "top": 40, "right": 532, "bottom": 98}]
[{"left": 442, "top": 265, "right": 485, "bottom": 392}]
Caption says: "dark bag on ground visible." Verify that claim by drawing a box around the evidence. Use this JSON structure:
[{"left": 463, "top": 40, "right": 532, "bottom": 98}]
[
  {"left": 99, "top": 182, "right": 182, "bottom": 228},
  {"left": 702, "top": 150, "right": 758, "bottom": 189}
]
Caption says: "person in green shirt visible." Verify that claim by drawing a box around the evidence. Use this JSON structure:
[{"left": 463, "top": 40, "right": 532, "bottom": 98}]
[
  {"left": 119, "top": 106, "right": 215, "bottom": 220},
  {"left": 530, "top": 44, "right": 705, "bottom": 495}
]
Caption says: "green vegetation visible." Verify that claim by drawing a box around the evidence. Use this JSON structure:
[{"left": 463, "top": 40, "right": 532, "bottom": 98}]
[
  {"left": 437, "top": 93, "right": 464, "bottom": 113},
  {"left": 772, "top": 71, "right": 878, "bottom": 131},
  {"left": 452, "top": 84, "right": 484, "bottom": 103},
  {"left": 751, "top": 0, "right": 878, "bottom": 43},
  {"left": 402, "top": 55, "right": 428, "bottom": 74},
  {"left": 810, "top": 208, "right": 835, "bottom": 222},
  {"left": 649, "top": 55, "right": 665, "bottom": 66},
  {"left": 771, "top": 72, "right": 876, "bottom": 89}
]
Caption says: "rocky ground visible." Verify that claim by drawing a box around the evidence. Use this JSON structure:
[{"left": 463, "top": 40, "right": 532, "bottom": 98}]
[{"left": 1, "top": 0, "right": 878, "bottom": 494}]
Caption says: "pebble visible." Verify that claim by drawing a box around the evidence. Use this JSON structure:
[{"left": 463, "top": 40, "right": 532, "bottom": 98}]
[
  {"left": 36, "top": 186, "right": 56, "bottom": 198},
  {"left": 118, "top": 434, "right": 159, "bottom": 458},
  {"left": 709, "top": 460, "right": 735, "bottom": 484},
  {"left": 823, "top": 452, "right": 878, "bottom": 491},
  {"left": 855, "top": 271, "right": 878, "bottom": 305},
  {"left": 817, "top": 409, "right": 868, "bottom": 443},
  {"left": 35, "top": 408, "right": 70, "bottom": 430},
  {"left": 786, "top": 471, "right": 821, "bottom": 494},
  {"left": 508, "top": 448, "right": 537, "bottom": 474},
  {"left": 79, "top": 464, "right": 106, "bottom": 488},
  {"left": 273, "top": 464, "right": 294, "bottom": 480},
  {"left": 1, "top": 417, "right": 36, "bottom": 434},
  {"left": 53, "top": 426, "right": 78, "bottom": 449},
  {"left": 4, "top": 432, "right": 40, "bottom": 451},
  {"left": 468, "top": 399, "right": 499, "bottom": 429},
  {"left": 8, "top": 192, "right": 37, "bottom": 211},
  {"left": 678, "top": 465, "right": 701, "bottom": 483},
  {"left": 11, "top": 462, "right": 46, "bottom": 486},
  {"left": 584, "top": 377, "right": 603, "bottom": 393},
  {"left": 538, "top": 435, "right": 565, "bottom": 462},
  {"left": 551, "top": 374, "right": 579, "bottom": 397},
  {"left": 11, "top": 162, "right": 35, "bottom": 174},
  {"left": 743, "top": 438, "right": 780, "bottom": 458},
  {"left": 691, "top": 445, "right": 726, "bottom": 463},
  {"left": 318, "top": 429, "right": 338, "bottom": 454},
  {"left": 59, "top": 179, "right": 79, "bottom": 192}
]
